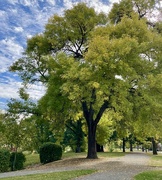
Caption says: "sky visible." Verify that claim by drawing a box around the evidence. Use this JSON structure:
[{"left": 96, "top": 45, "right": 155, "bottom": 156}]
[{"left": 0, "top": 0, "right": 120, "bottom": 111}]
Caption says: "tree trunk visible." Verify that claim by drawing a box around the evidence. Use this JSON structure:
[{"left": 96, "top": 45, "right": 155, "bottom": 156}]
[
  {"left": 87, "top": 123, "right": 98, "bottom": 159},
  {"left": 130, "top": 141, "right": 133, "bottom": 152},
  {"left": 152, "top": 137, "right": 158, "bottom": 155},
  {"left": 96, "top": 143, "right": 104, "bottom": 152},
  {"left": 75, "top": 146, "right": 81, "bottom": 153},
  {"left": 12, "top": 146, "right": 18, "bottom": 171},
  {"left": 123, "top": 138, "right": 126, "bottom": 152},
  {"left": 101, "top": 145, "right": 104, "bottom": 152},
  {"left": 82, "top": 98, "right": 109, "bottom": 159}
]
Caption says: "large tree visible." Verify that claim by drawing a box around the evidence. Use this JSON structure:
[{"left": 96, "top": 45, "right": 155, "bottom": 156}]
[{"left": 10, "top": 2, "right": 162, "bottom": 159}]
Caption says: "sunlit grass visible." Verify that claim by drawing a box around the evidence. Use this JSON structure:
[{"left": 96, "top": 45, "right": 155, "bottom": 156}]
[
  {"left": 149, "top": 153, "right": 162, "bottom": 167},
  {"left": 134, "top": 152, "right": 162, "bottom": 179},
  {"left": 134, "top": 170, "right": 162, "bottom": 180},
  {"left": 98, "top": 151, "right": 126, "bottom": 157}
]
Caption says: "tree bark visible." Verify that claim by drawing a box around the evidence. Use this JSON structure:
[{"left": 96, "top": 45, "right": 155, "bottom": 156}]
[
  {"left": 75, "top": 146, "right": 81, "bottom": 153},
  {"left": 152, "top": 137, "right": 158, "bottom": 155},
  {"left": 87, "top": 122, "right": 98, "bottom": 158},
  {"left": 82, "top": 93, "right": 109, "bottom": 159},
  {"left": 130, "top": 141, "right": 133, "bottom": 152},
  {"left": 101, "top": 145, "right": 104, "bottom": 152},
  {"left": 123, "top": 138, "right": 126, "bottom": 152},
  {"left": 96, "top": 143, "right": 104, "bottom": 152}
]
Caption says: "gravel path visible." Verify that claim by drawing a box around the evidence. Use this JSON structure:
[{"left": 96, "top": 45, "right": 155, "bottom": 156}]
[
  {"left": 75, "top": 152, "right": 159, "bottom": 180},
  {"left": 0, "top": 152, "right": 161, "bottom": 179}
]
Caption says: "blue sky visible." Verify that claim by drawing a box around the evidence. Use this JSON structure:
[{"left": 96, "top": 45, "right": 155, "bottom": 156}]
[{"left": 0, "top": 0, "right": 120, "bottom": 111}]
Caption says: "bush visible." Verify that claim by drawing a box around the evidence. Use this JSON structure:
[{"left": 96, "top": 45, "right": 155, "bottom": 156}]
[
  {"left": 39, "top": 142, "right": 62, "bottom": 164},
  {"left": 0, "top": 149, "right": 10, "bottom": 172},
  {"left": 10, "top": 152, "right": 26, "bottom": 171}
]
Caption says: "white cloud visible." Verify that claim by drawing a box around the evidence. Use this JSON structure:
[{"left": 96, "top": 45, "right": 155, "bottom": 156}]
[
  {"left": 0, "top": 38, "right": 24, "bottom": 58},
  {"left": 46, "top": 0, "right": 56, "bottom": 6},
  {"left": 0, "top": 78, "right": 22, "bottom": 99},
  {"left": 63, "top": 0, "right": 74, "bottom": 9},
  {"left": 62, "top": 0, "right": 120, "bottom": 14},
  {"left": 14, "top": 26, "right": 24, "bottom": 33},
  {"left": 0, "top": 75, "right": 45, "bottom": 110},
  {"left": 0, "top": 10, "right": 6, "bottom": 17},
  {"left": 0, "top": 56, "right": 12, "bottom": 73},
  {"left": 6, "top": 0, "right": 19, "bottom": 5},
  {"left": 0, "top": 38, "right": 24, "bottom": 73}
]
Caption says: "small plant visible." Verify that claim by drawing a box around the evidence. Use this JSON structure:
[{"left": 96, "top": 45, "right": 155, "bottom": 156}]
[
  {"left": 39, "top": 142, "right": 62, "bottom": 164},
  {"left": 0, "top": 149, "right": 10, "bottom": 172},
  {"left": 10, "top": 152, "right": 26, "bottom": 171}
]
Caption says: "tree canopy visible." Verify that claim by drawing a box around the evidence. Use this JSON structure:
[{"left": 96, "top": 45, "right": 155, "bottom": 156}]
[{"left": 9, "top": 1, "right": 162, "bottom": 158}]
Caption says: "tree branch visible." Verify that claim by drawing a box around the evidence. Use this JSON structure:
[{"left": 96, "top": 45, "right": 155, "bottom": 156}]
[
  {"left": 94, "top": 100, "right": 109, "bottom": 125},
  {"left": 82, "top": 101, "right": 89, "bottom": 125}
]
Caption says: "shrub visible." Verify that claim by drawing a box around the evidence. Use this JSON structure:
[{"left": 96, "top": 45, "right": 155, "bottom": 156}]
[
  {"left": 10, "top": 152, "right": 26, "bottom": 171},
  {"left": 0, "top": 149, "right": 10, "bottom": 172},
  {"left": 39, "top": 142, "right": 62, "bottom": 164}
]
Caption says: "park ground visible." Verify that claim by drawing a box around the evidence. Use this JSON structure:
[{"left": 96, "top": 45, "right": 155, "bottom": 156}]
[{"left": 0, "top": 151, "right": 162, "bottom": 179}]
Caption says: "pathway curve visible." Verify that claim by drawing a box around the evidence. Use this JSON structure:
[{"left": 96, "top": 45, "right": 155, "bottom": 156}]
[
  {"left": 75, "top": 152, "right": 159, "bottom": 180},
  {"left": 0, "top": 152, "right": 161, "bottom": 179}
]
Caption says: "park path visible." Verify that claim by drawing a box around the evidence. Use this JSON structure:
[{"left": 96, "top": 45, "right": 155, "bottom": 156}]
[
  {"left": 0, "top": 152, "right": 161, "bottom": 179},
  {"left": 75, "top": 152, "right": 158, "bottom": 180}
]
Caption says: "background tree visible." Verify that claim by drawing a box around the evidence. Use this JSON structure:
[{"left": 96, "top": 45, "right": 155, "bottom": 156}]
[
  {"left": 63, "top": 119, "right": 85, "bottom": 153},
  {"left": 108, "top": 0, "right": 159, "bottom": 24},
  {"left": 96, "top": 110, "right": 119, "bottom": 152}
]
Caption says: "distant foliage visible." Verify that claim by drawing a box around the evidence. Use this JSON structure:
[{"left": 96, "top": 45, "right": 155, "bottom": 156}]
[
  {"left": 10, "top": 152, "right": 26, "bottom": 171},
  {"left": 0, "top": 149, "right": 10, "bottom": 172},
  {"left": 39, "top": 142, "right": 62, "bottom": 164}
]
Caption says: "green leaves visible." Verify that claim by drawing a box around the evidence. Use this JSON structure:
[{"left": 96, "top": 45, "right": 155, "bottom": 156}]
[{"left": 7, "top": 2, "right": 162, "bottom": 154}]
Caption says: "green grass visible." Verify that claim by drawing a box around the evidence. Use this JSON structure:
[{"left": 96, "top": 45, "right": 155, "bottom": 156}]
[
  {"left": 62, "top": 151, "right": 125, "bottom": 159},
  {"left": 134, "top": 170, "right": 162, "bottom": 180},
  {"left": 0, "top": 169, "right": 96, "bottom": 180},
  {"left": 24, "top": 153, "right": 40, "bottom": 167},
  {"left": 62, "top": 151, "right": 87, "bottom": 159},
  {"left": 149, "top": 154, "right": 162, "bottom": 167},
  {"left": 97, "top": 152, "right": 126, "bottom": 158},
  {"left": 134, "top": 153, "right": 162, "bottom": 179}
]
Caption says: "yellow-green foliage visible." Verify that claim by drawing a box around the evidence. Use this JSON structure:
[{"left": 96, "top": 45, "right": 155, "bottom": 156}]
[{"left": 96, "top": 110, "right": 121, "bottom": 145}]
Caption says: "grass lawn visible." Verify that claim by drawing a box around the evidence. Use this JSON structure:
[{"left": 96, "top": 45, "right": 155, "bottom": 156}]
[
  {"left": 0, "top": 169, "right": 96, "bottom": 180},
  {"left": 24, "top": 153, "right": 40, "bottom": 167},
  {"left": 134, "top": 170, "right": 162, "bottom": 180},
  {"left": 149, "top": 153, "right": 162, "bottom": 167},
  {"left": 134, "top": 153, "right": 162, "bottom": 180},
  {"left": 62, "top": 151, "right": 125, "bottom": 159},
  {"left": 97, "top": 151, "right": 126, "bottom": 158}
]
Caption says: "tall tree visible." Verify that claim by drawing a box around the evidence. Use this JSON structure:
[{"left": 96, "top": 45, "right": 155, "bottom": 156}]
[
  {"left": 10, "top": 2, "right": 162, "bottom": 159},
  {"left": 61, "top": 13, "right": 162, "bottom": 158}
]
